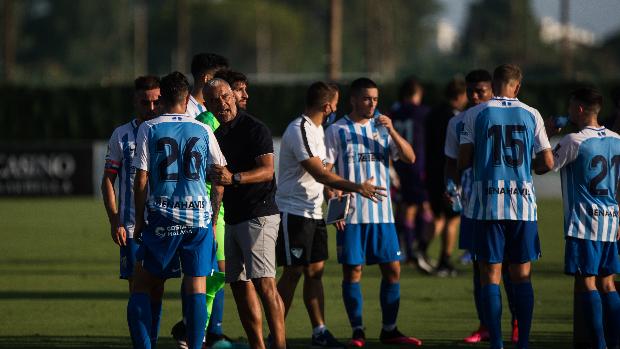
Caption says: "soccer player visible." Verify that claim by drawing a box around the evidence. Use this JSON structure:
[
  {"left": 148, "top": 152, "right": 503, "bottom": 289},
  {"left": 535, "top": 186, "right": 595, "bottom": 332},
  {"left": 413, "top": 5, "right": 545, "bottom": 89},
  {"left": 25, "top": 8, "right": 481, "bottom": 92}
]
[
  {"left": 542, "top": 87, "right": 620, "bottom": 349},
  {"left": 425, "top": 77, "right": 468, "bottom": 277},
  {"left": 127, "top": 72, "right": 226, "bottom": 349},
  {"left": 102, "top": 76, "right": 172, "bottom": 348},
  {"left": 186, "top": 53, "right": 229, "bottom": 118},
  {"left": 205, "top": 78, "right": 285, "bottom": 349},
  {"left": 325, "top": 78, "right": 420, "bottom": 347},
  {"left": 276, "top": 81, "right": 386, "bottom": 348},
  {"left": 458, "top": 64, "right": 554, "bottom": 349},
  {"left": 389, "top": 76, "right": 434, "bottom": 273},
  {"left": 171, "top": 53, "right": 230, "bottom": 349},
  {"left": 445, "top": 69, "right": 518, "bottom": 343},
  {"left": 214, "top": 69, "right": 249, "bottom": 110}
]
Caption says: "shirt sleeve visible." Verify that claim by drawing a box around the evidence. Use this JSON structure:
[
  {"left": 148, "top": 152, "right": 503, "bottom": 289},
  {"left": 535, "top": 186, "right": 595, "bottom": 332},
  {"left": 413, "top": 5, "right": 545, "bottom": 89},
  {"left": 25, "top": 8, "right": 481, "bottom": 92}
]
[
  {"left": 324, "top": 125, "right": 339, "bottom": 165},
  {"left": 291, "top": 122, "right": 320, "bottom": 162},
  {"left": 444, "top": 117, "right": 459, "bottom": 159},
  {"left": 460, "top": 110, "right": 475, "bottom": 145},
  {"left": 387, "top": 133, "right": 400, "bottom": 161},
  {"left": 251, "top": 123, "right": 275, "bottom": 159},
  {"left": 104, "top": 129, "right": 122, "bottom": 174},
  {"left": 533, "top": 111, "right": 552, "bottom": 153},
  {"left": 206, "top": 126, "right": 227, "bottom": 166},
  {"left": 552, "top": 134, "right": 579, "bottom": 172},
  {"left": 132, "top": 123, "right": 150, "bottom": 171}
]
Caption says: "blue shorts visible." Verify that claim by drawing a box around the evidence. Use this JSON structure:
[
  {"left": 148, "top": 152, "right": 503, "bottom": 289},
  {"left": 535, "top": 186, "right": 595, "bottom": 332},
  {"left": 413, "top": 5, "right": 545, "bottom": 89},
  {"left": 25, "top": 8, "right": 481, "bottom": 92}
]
[
  {"left": 138, "top": 213, "right": 216, "bottom": 278},
  {"left": 565, "top": 237, "right": 620, "bottom": 276},
  {"left": 120, "top": 237, "right": 139, "bottom": 279},
  {"left": 458, "top": 216, "right": 475, "bottom": 251},
  {"left": 337, "top": 223, "right": 401, "bottom": 265},
  {"left": 473, "top": 220, "right": 541, "bottom": 264}
]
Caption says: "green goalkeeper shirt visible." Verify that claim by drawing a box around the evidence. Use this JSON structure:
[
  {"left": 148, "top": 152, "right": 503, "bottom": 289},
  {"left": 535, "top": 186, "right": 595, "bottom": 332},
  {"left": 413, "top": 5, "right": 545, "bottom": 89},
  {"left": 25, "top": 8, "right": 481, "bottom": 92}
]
[{"left": 196, "top": 111, "right": 225, "bottom": 218}]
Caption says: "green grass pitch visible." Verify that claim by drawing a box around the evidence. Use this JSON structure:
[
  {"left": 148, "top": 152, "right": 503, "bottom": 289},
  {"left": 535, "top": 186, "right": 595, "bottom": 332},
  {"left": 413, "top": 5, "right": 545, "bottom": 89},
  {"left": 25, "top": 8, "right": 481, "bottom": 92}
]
[{"left": 0, "top": 198, "right": 573, "bottom": 348}]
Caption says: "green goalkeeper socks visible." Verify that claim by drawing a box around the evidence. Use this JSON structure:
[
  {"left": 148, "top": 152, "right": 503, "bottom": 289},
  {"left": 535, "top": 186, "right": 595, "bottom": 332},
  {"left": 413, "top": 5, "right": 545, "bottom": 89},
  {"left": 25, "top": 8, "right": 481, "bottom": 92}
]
[{"left": 205, "top": 271, "right": 226, "bottom": 328}]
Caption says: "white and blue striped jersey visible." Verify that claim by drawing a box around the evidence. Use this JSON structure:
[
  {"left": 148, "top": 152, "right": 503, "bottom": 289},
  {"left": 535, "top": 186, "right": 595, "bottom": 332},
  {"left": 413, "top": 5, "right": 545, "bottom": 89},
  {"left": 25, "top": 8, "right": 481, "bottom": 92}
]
[
  {"left": 105, "top": 119, "right": 141, "bottom": 238},
  {"left": 132, "top": 113, "right": 226, "bottom": 227},
  {"left": 445, "top": 110, "right": 473, "bottom": 212},
  {"left": 186, "top": 95, "right": 206, "bottom": 118},
  {"left": 553, "top": 127, "right": 620, "bottom": 241},
  {"left": 460, "top": 97, "right": 551, "bottom": 221},
  {"left": 325, "top": 116, "right": 399, "bottom": 224}
]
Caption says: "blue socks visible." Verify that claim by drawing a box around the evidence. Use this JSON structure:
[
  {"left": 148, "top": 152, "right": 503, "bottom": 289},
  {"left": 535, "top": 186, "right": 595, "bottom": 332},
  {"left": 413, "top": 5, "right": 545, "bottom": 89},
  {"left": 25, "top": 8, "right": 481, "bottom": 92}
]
[
  {"left": 502, "top": 268, "right": 517, "bottom": 321},
  {"left": 150, "top": 301, "right": 162, "bottom": 347},
  {"left": 342, "top": 281, "right": 363, "bottom": 328},
  {"left": 207, "top": 288, "right": 225, "bottom": 335},
  {"left": 481, "top": 284, "right": 503, "bottom": 349},
  {"left": 473, "top": 262, "right": 485, "bottom": 326},
  {"left": 187, "top": 293, "right": 208, "bottom": 349},
  {"left": 582, "top": 290, "right": 606, "bottom": 349},
  {"left": 601, "top": 291, "right": 620, "bottom": 347},
  {"left": 128, "top": 293, "right": 152, "bottom": 349},
  {"left": 514, "top": 282, "right": 534, "bottom": 349},
  {"left": 181, "top": 282, "right": 188, "bottom": 324},
  {"left": 380, "top": 280, "right": 400, "bottom": 327}
]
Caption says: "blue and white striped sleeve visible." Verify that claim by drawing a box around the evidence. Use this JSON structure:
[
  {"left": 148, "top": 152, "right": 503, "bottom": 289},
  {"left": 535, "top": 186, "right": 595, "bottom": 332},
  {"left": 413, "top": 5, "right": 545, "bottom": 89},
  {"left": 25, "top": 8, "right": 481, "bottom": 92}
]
[
  {"left": 132, "top": 123, "right": 150, "bottom": 171},
  {"left": 552, "top": 134, "right": 579, "bottom": 172},
  {"left": 324, "top": 125, "right": 339, "bottom": 165}
]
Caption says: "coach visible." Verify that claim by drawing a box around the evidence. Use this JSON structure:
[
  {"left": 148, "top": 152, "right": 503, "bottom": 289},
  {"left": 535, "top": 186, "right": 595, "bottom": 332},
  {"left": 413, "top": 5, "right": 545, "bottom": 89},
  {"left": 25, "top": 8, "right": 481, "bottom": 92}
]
[{"left": 205, "top": 78, "right": 286, "bottom": 349}]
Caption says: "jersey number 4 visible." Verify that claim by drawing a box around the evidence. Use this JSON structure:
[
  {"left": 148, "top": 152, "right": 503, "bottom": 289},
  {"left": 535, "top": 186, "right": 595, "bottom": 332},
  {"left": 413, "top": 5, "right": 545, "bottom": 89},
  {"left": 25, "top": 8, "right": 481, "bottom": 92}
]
[
  {"left": 487, "top": 125, "right": 526, "bottom": 168},
  {"left": 157, "top": 137, "right": 202, "bottom": 181},
  {"left": 589, "top": 155, "right": 620, "bottom": 196}
]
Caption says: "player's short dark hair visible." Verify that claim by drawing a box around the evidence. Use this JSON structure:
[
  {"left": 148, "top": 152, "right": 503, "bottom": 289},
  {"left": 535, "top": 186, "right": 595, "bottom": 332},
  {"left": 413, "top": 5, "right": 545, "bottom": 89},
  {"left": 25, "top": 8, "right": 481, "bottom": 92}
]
[
  {"left": 134, "top": 75, "right": 160, "bottom": 91},
  {"left": 306, "top": 81, "right": 339, "bottom": 109},
  {"left": 570, "top": 87, "right": 603, "bottom": 114},
  {"left": 465, "top": 69, "right": 492, "bottom": 84},
  {"left": 398, "top": 76, "right": 423, "bottom": 101},
  {"left": 160, "top": 71, "right": 190, "bottom": 106},
  {"left": 350, "top": 78, "right": 378, "bottom": 96},
  {"left": 190, "top": 53, "right": 229, "bottom": 79},
  {"left": 493, "top": 64, "right": 522, "bottom": 84},
  {"left": 213, "top": 69, "right": 248, "bottom": 87},
  {"left": 445, "top": 78, "right": 466, "bottom": 101}
]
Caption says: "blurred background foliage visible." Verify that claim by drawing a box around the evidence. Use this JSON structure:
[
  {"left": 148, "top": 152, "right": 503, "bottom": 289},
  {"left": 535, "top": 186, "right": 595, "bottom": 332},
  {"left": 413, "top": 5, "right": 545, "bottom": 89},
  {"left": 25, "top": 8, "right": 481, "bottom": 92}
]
[{"left": 1, "top": 0, "right": 619, "bottom": 138}]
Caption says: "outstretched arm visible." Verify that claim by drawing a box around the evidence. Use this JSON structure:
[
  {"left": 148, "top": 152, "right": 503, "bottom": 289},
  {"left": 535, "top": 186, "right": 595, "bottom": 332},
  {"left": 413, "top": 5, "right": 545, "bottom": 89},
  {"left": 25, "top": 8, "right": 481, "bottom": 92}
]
[{"left": 301, "top": 157, "right": 386, "bottom": 201}]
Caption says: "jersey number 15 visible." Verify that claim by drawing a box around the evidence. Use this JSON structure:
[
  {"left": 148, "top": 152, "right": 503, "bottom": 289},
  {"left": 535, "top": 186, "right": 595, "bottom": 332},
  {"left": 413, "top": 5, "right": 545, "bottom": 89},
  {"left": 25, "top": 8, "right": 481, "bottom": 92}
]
[{"left": 487, "top": 124, "right": 526, "bottom": 168}]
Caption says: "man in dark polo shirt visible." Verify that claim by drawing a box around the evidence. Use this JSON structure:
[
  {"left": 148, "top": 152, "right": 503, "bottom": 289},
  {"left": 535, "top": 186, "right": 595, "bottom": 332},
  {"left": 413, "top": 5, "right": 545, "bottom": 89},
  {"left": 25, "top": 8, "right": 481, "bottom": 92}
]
[{"left": 205, "top": 78, "right": 286, "bottom": 349}]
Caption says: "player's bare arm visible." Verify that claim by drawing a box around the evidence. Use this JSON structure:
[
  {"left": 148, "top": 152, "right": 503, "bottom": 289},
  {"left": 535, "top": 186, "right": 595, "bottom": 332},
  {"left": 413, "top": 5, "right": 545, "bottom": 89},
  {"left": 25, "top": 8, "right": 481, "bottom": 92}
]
[
  {"left": 444, "top": 157, "right": 458, "bottom": 186},
  {"left": 533, "top": 148, "right": 554, "bottom": 175},
  {"left": 457, "top": 143, "right": 474, "bottom": 173},
  {"left": 133, "top": 169, "right": 148, "bottom": 238},
  {"left": 210, "top": 154, "right": 274, "bottom": 185},
  {"left": 375, "top": 114, "right": 415, "bottom": 164},
  {"left": 300, "top": 157, "right": 386, "bottom": 202},
  {"left": 210, "top": 183, "right": 224, "bottom": 230},
  {"left": 101, "top": 171, "right": 127, "bottom": 247}
]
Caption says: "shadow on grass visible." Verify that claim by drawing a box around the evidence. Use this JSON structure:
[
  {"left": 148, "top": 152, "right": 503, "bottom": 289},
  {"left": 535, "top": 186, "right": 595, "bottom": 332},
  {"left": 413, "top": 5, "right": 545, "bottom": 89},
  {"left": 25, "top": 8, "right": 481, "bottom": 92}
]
[{"left": 0, "top": 334, "right": 572, "bottom": 349}]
